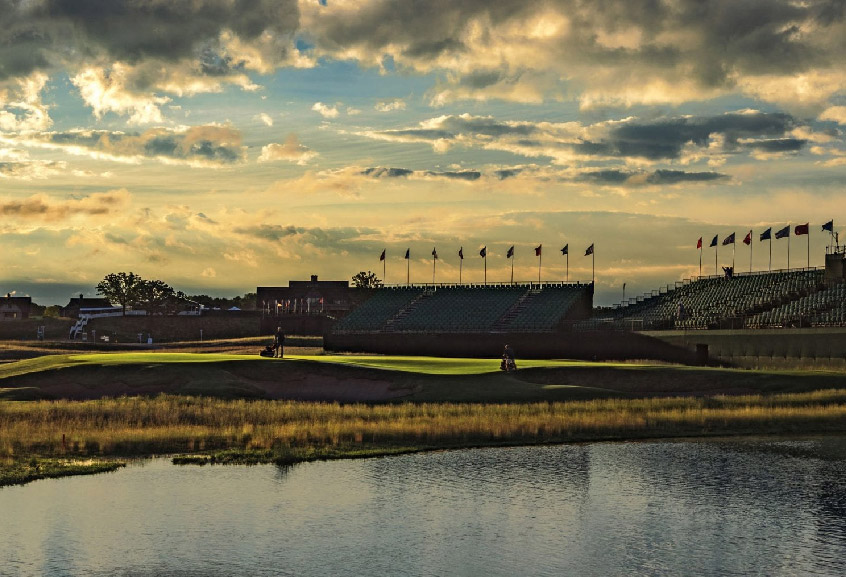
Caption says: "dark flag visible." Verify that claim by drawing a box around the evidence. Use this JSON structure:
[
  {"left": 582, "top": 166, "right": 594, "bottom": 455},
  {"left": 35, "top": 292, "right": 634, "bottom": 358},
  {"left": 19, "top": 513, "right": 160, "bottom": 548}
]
[
  {"left": 722, "top": 232, "right": 735, "bottom": 246},
  {"left": 506, "top": 246, "right": 514, "bottom": 258},
  {"left": 585, "top": 243, "right": 594, "bottom": 256},
  {"left": 535, "top": 244, "right": 542, "bottom": 256},
  {"left": 760, "top": 228, "right": 772, "bottom": 241},
  {"left": 743, "top": 231, "right": 752, "bottom": 245},
  {"left": 822, "top": 220, "right": 834, "bottom": 232},
  {"left": 697, "top": 237, "right": 702, "bottom": 249},
  {"left": 380, "top": 249, "right": 386, "bottom": 261},
  {"left": 795, "top": 223, "right": 809, "bottom": 236},
  {"left": 404, "top": 248, "right": 409, "bottom": 259},
  {"left": 709, "top": 235, "right": 718, "bottom": 247},
  {"left": 561, "top": 244, "right": 568, "bottom": 255},
  {"left": 458, "top": 247, "right": 464, "bottom": 260},
  {"left": 480, "top": 246, "right": 487, "bottom": 258},
  {"left": 432, "top": 247, "right": 438, "bottom": 259},
  {"left": 775, "top": 225, "right": 790, "bottom": 239}
]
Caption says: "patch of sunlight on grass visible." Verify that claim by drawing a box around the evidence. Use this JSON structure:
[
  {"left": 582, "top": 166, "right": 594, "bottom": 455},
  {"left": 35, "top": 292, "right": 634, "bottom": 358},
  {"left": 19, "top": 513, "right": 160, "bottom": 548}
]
[{"left": 285, "top": 355, "right": 618, "bottom": 375}]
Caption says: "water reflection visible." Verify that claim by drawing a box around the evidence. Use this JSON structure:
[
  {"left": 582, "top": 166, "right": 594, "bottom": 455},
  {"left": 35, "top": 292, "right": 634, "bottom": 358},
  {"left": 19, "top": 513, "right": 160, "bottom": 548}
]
[{"left": 1, "top": 437, "right": 844, "bottom": 577}]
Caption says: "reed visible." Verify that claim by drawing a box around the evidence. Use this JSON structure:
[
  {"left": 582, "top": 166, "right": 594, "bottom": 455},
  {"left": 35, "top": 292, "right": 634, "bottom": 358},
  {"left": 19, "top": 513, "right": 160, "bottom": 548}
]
[{"left": 3, "top": 391, "right": 845, "bottom": 465}]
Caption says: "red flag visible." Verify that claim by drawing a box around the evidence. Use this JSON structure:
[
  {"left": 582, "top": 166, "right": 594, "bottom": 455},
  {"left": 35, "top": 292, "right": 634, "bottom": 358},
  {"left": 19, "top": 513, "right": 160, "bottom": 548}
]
[
  {"left": 379, "top": 249, "right": 386, "bottom": 261},
  {"left": 743, "top": 231, "right": 752, "bottom": 245},
  {"left": 696, "top": 237, "right": 702, "bottom": 249},
  {"left": 795, "top": 223, "right": 809, "bottom": 235},
  {"left": 535, "top": 244, "right": 542, "bottom": 256}
]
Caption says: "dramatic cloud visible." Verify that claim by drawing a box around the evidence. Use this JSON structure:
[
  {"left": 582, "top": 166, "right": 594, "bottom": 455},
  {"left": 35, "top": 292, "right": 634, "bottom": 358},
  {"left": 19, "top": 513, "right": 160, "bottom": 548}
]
[
  {"left": 11, "top": 125, "right": 246, "bottom": 167},
  {"left": 363, "top": 111, "right": 807, "bottom": 166},
  {"left": 0, "top": 189, "right": 129, "bottom": 221},
  {"left": 300, "top": 0, "right": 846, "bottom": 112},
  {"left": 258, "top": 134, "right": 318, "bottom": 164}
]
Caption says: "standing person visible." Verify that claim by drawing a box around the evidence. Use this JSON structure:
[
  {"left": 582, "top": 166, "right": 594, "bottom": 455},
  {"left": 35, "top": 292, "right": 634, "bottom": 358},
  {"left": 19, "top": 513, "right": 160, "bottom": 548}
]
[
  {"left": 274, "top": 326, "right": 285, "bottom": 358},
  {"left": 502, "top": 344, "right": 517, "bottom": 371}
]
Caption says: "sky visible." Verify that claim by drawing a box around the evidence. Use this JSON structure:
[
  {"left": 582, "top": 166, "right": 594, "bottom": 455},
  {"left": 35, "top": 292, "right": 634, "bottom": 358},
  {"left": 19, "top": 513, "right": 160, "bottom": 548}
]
[{"left": 1, "top": 0, "right": 845, "bottom": 306}]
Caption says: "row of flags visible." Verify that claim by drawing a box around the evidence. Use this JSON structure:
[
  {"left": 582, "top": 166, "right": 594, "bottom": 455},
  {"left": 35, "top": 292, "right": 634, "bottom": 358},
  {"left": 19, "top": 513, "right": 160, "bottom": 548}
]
[
  {"left": 379, "top": 243, "right": 595, "bottom": 260},
  {"left": 696, "top": 220, "right": 834, "bottom": 249}
]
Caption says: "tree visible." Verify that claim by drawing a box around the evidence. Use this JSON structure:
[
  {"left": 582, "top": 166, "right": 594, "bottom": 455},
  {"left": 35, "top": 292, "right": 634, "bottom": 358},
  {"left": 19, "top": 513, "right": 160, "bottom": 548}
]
[
  {"left": 96, "top": 272, "right": 143, "bottom": 316},
  {"left": 351, "top": 271, "right": 383, "bottom": 288},
  {"left": 44, "top": 305, "right": 62, "bottom": 318},
  {"left": 137, "top": 279, "right": 176, "bottom": 315}
]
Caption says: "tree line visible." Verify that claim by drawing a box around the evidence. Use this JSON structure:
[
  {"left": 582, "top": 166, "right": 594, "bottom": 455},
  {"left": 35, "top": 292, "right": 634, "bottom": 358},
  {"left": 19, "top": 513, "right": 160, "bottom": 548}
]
[{"left": 96, "top": 272, "right": 256, "bottom": 316}]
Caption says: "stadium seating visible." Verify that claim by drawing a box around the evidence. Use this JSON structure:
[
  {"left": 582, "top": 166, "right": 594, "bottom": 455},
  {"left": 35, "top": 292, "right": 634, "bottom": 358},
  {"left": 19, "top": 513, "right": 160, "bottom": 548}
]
[
  {"left": 333, "top": 284, "right": 589, "bottom": 334},
  {"left": 595, "top": 270, "right": 826, "bottom": 330}
]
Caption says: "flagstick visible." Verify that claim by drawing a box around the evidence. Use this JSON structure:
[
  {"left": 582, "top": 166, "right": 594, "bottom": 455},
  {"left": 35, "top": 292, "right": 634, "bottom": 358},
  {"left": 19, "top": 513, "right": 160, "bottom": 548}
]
[
  {"left": 510, "top": 256, "right": 514, "bottom": 285},
  {"left": 566, "top": 253, "right": 569, "bottom": 282},
  {"left": 807, "top": 233, "right": 810, "bottom": 269},
  {"left": 484, "top": 255, "right": 487, "bottom": 285},
  {"left": 732, "top": 242, "right": 735, "bottom": 272},
  {"left": 407, "top": 257, "right": 410, "bottom": 286},
  {"left": 749, "top": 232, "right": 753, "bottom": 273},
  {"left": 592, "top": 248, "right": 595, "bottom": 284},
  {"left": 715, "top": 243, "right": 718, "bottom": 276},
  {"left": 459, "top": 258, "right": 462, "bottom": 284},
  {"left": 699, "top": 246, "right": 702, "bottom": 279},
  {"left": 538, "top": 252, "right": 542, "bottom": 285},
  {"left": 788, "top": 232, "right": 791, "bottom": 270},
  {"left": 432, "top": 254, "right": 436, "bottom": 285},
  {"left": 383, "top": 258, "right": 386, "bottom": 283},
  {"left": 769, "top": 237, "right": 772, "bottom": 272}
]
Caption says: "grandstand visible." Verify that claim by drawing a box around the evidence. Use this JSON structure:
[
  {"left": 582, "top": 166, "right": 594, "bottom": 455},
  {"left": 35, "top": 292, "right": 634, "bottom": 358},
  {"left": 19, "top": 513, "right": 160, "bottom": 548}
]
[
  {"left": 594, "top": 269, "right": 839, "bottom": 330},
  {"left": 332, "top": 283, "right": 592, "bottom": 334}
]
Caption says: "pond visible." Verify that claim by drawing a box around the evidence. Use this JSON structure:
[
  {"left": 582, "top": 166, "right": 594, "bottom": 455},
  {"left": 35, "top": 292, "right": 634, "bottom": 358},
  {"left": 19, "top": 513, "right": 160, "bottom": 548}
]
[{"left": 2, "top": 436, "right": 845, "bottom": 576}]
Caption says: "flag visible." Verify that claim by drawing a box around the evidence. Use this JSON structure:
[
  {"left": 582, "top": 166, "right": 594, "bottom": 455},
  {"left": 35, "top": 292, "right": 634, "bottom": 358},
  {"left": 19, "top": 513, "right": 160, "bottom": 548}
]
[
  {"left": 458, "top": 247, "right": 464, "bottom": 260},
  {"left": 480, "top": 246, "right": 487, "bottom": 258},
  {"left": 775, "top": 225, "right": 790, "bottom": 239},
  {"left": 709, "top": 235, "right": 718, "bottom": 247},
  {"left": 743, "top": 231, "right": 752, "bottom": 245},
  {"left": 722, "top": 232, "right": 735, "bottom": 246},
  {"left": 380, "top": 249, "right": 385, "bottom": 261},
  {"left": 404, "top": 248, "right": 409, "bottom": 259},
  {"left": 760, "top": 227, "right": 772, "bottom": 241},
  {"left": 696, "top": 237, "right": 702, "bottom": 249},
  {"left": 506, "top": 246, "right": 514, "bottom": 258},
  {"left": 535, "top": 244, "right": 542, "bottom": 256},
  {"left": 795, "top": 223, "right": 809, "bottom": 236},
  {"left": 585, "top": 243, "right": 594, "bottom": 256},
  {"left": 561, "top": 244, "right": 568, "bottom": 255},
  {"left": 822, "top": 220, "right": 834, "bottom": 232},
  {"left": 432, "top": 247, "right": 438, "bottom": 259}
]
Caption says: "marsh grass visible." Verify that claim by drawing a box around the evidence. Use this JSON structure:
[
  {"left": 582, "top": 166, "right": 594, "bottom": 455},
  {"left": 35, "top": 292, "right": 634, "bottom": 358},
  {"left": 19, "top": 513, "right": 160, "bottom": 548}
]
[{"left": 3, "top": 391, "right": 845, "bottom": 473}]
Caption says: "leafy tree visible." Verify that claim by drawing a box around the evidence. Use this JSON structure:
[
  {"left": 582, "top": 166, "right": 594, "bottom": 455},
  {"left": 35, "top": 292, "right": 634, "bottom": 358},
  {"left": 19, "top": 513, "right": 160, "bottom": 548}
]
[
  {"left": 96, "top": 272, "right": 142, "bottom": 316},
  {"left": 351, "top": 271, "right": 383, "bottom": 288},
  {"left": 137, "top": 279, "right": 176, "bottom": 315},
  {"left": 43, "top": 305, "right": 62, "bottom": 318}
]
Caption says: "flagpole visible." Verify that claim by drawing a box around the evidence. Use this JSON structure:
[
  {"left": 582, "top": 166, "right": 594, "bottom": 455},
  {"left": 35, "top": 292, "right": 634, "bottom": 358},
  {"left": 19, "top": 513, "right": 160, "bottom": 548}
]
[
  {"left": 715, "top": 242, "right": 718, "bottom": 276},
  {"left": 538, "top": 251, "right": 542, "bottom": 285},
  {"left": 383, "top": 257, "right": 386, "bottom": 282},
  {"left": 592, "top": 248, "right": 595, "bottom": 284},
  {"left": 699, "top": 246, "right": 702, "bottom": 278},
  {"left": 566, "top": 253, "right": 569, "bottom": 282},
  {"left": 769, "top": 237, "right": 772, "bottom": 272},
  {"left": 459, "top": 256, "right": 463, "bottom": 284},
  {"left": 749, "top": 230, "right": 753, "bottom": 273},
  {"left": 732, "top": 241, "right": 735, "bottom": 272},
  {"left": 510, "top": 255, "right": 514, "bottom": 285},
  {"left": 807, "top": 232, "right": 810, "bottom": 269},
  {"left": 432, "top": 252, "right": 436, "bottom": 285},
  {"left": 484, "top": 254, "right": 487, "bottom": 285},
  {"left": 407, "top": 256, "right": 410, "bottom": 286},
  {"left": 788, "top": 230, "right": 790, "bottom": 270}
]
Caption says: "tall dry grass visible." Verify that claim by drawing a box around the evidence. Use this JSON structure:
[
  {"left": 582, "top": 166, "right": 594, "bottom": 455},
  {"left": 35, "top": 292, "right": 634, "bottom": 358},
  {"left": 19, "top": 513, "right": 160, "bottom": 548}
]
[{"left": 2, "top": 391, "right": 846, "bottom": 458}]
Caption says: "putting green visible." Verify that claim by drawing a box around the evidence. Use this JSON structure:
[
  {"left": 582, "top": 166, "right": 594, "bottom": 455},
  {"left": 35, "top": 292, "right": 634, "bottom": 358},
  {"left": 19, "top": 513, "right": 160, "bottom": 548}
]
[{"left": 0, "top": 351, "right": 639, "bottom": 380}]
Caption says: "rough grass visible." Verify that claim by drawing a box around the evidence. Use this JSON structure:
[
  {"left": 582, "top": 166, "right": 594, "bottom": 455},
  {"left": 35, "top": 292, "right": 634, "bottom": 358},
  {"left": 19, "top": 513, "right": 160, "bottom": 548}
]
[{"left": 2, "top": 390, "right": 845, "bottom": 486}]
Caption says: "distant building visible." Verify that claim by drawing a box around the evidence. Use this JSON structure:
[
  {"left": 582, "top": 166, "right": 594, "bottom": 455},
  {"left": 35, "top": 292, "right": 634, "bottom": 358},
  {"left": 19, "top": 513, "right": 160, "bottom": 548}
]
[
  {"left": 1, "top": 293, "right": 31, "bottom": 321},
  {"left": 257, "top": 275, "right": 355, "bottom": 318},
  {"left": 61, "top": 294, "right": 115, "bottom": 318}
]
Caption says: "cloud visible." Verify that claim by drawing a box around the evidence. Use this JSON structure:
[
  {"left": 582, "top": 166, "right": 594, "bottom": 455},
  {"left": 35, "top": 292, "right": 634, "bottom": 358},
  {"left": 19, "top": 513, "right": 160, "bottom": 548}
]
[
  {"left": 0, "top": 189, "right": 130, "bottom": 221},
  {"left": 375, "top": 98, "right": 407, "bottom": 112},
  {"left": 312, "top": 102, "right": 339, "bottom": 118},
  {"left": 362, "top": 111, "right": 805, "bottom": 166},
  {"left": 299, "top": 0, "right": 846, "bottom": 113},
  {"left": 256, "top": 113, "right": 274, "bottom": 127},
  {"left": 820, "top": 106, "right": 846, "bottom": 125},
  {"left": 0, "top": 72, "right": 52, "bottom": 131},
  {"left": 258, "top": 133, "right": 318, "bottom": 164},
  {"left": 10, "top": 125, "right": 246, "bottom": 167}
]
